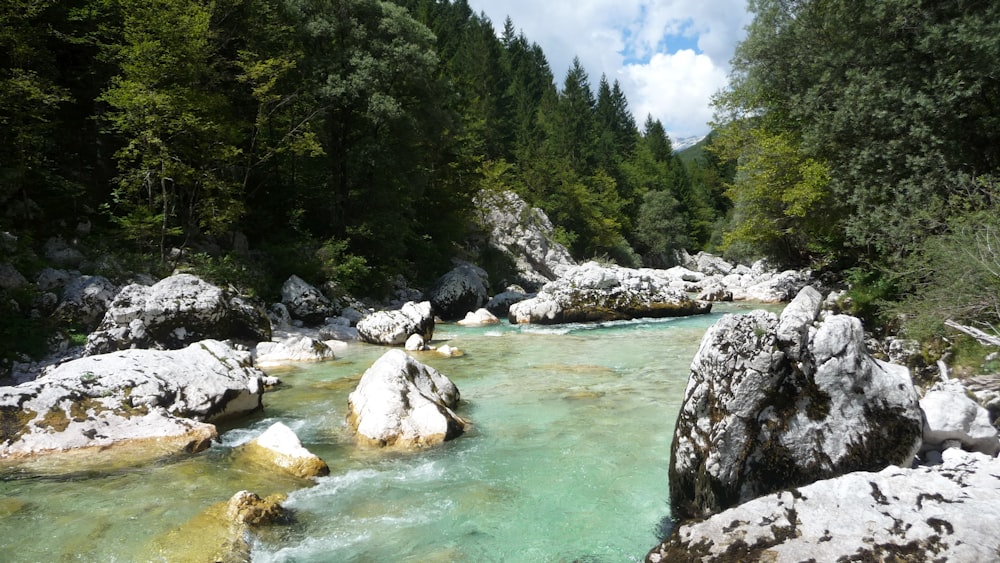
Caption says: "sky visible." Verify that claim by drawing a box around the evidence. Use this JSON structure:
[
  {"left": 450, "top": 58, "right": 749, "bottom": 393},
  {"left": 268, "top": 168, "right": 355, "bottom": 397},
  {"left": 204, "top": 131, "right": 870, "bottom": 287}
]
[{"left": 465, "top": 0, "right": 753, "bottom": 142}]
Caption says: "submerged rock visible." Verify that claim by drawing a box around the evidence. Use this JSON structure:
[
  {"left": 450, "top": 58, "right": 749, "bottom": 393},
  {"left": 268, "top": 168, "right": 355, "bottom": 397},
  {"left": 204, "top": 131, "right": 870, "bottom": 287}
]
[
  {"left": 85, "top": 274, "right": 271, "bottom": 355},
  {"left": 0, "top": 339, "right": 264, "bottom": 464},
  {"left": 356, "top": 301, "right": 435, "bottom": 346},
  {"left": 240, "top": 422, "right": 329, "bottom": 480},
  {"left": 147, "top": 489, "right": 290, "bottom": 563},
  {"left": 347, "top": 349, "right": 466, "bottom": 448},
  {"left": 648, "top": 450, "right": 1000, "bottom": 563},
  {"left": 508, "top": 261, "right": 710, "bottom": 325},
  {"left": 668, "top": 286, "right": 923, "bottom": 521}
]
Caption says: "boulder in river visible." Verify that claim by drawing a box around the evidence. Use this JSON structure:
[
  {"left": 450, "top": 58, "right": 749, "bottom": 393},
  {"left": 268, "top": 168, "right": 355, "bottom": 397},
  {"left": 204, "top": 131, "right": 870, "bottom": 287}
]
[
  {"left": 240, "top": 422, "right": 330, "bottom": 480},
  {"left": 648, "top": 449, "right": 1000, "bottom": 563},
  {"left": 254, "top": 336, "right": 336, "bottom": 368},
  {"left": 347, "top": 349, "right": 465, "bottom": 448},
  {"left": 668, "top": 286, "right": 923, "bottom": 521},
  {"left": 508, "top": 261, "right": 711, "bottom": 324},
  {"left": 85, "top": 274, "right": 271, "bottom": 355},
  {"left": 0, "top": 339, "right": 264, "bottom": 466},
  {"left": 356, "top": 301, "right": 434, "bottom": 346},
  {"left": 427, "top": 262, "right": 490, "bottom": 321}
]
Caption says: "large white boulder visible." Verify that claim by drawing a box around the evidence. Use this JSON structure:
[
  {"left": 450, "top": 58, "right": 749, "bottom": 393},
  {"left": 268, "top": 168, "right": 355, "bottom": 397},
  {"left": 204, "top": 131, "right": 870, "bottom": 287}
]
[
  {"left": 347, "top": 349, "right": 465, "bottom": 448},
  {"left": 649, "top": 450, "right": 1000, "bottom": 562},
  {"left": 254, "top": 336, "right": 336, "bottom": 368},
  {"left": 669, "top": 287, "right": 923, "bottom": 520},
  {"left": 0, "top": 340, "right": 264, "bottom": 463},
  {"left": 509, "top": 261, "right": 711, "bottom": 324},
  {"left": 356, "top": 301, "right": 434, "bottom": 346},
  {"left": 84, "top": 274, "right": 271, "bottom": 355},
  {"left": 921, "top": 380, "right": 999, "bottom": 456}
]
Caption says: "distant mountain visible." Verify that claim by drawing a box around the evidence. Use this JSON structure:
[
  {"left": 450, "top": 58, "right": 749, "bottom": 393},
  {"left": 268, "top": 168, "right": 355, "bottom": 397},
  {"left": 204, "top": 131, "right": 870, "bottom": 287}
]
[{"left": 671, "top": 134, "right": 707, "bottom": 153}]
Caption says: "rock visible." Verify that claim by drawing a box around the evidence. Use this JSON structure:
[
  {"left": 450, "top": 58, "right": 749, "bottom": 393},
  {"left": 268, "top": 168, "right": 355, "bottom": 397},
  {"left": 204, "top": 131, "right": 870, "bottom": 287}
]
[
  {"left": 965, "top": 375, "right": 1000, "bottom": 425},
  {"left": 254, "top": 336, "right": 336, "bottom": 368},
  {"left": 0, "top": 340, "right": 264, "bottom": 464},
  {"left": 733, "top": 269, "right": 814, "bottom": 302},
  {"left": 404, "top": 333, "right": 428, "bottom": 351},
  {"left": 51, "top": 275, "right": 117, "bottom": 330},
  {"left": 693, "top": 252, "right": 734, "bottom": 276},
  {"left": 474, "top": 190, "right": 576, "bottom": 290},
  {"left": 669, "top": 287, "right": 923, "bottom": 521},
  {"left": 84, "top": 274, "right": 271, "bottom": 355},
  {"left": 509, "top": 261, "right": 711, "bottom": 325},
  {"left": 317, "top": 322, "right": 359, "bottom": 342},
  {"left": 35, "top": 268, "right": 74, "bottom": 292},
  {"left": 648, "top": 450, "right": 1000, "bottom": 563},
  {"left": 427, "top": 262, "right": 490, "bottom": 321},
  {"left": 436, "top": 344, "right": 463, "bottom": 357},
  {"left": 241, "top": 422, "right": 329, "bottom": 479},
  {"left": 280, "top": 275, "right": 337, "bottom": 325},
  {"left": 268, "top": 303, "right": 293, "bottom": 329},
  {"left": 147, "top": 489, "right": 289, "bottom": 563},
  {"left": 921, "top": 380, "right": 999, "bottom": 456},
  {"left": 485, "top": 288, "right": 532, "bottom": 317},
  {"left": 43, "top": 237, "right": 84, "bottom": 269},
  {"left": 695, "top": 281, "right": 732, "bottom": 302},
  {"left": 0, "top": 263, "right": 28, "bottom": 291},
  {"left": 346, "top": 349, "right": 466, "bottom": 448},
  {"left": 457, "top": 308, "right": 500, "bottom": 326},
  {"left": 356, "top": 301, "right": 435, "bottom": 346}
]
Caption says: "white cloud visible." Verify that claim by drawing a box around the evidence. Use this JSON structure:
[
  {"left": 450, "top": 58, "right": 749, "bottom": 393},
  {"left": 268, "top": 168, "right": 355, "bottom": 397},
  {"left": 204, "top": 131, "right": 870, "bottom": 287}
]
[{"left": 466, "top": 0, "right": 752, "bottom": 139}]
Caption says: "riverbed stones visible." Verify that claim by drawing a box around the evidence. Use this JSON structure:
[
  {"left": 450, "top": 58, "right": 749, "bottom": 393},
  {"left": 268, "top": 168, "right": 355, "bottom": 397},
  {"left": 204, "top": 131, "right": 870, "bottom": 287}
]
[
  {"left": 356, "top": 301, "right": 434, "bottom": 346},
  {"left": 668, "top": 286, "right": 923, "bottom": 520},
  {"left": 0, "top": 339, "right": 264, "bottom": 463},
  {"left": 648, "top": 449, "right": 1000, "bottom": 563},
  {"left": 241, "top": 422, "right": 330, "bottom": 479},
  {"left": 508, "top": 261, "right": 711, "bottom": 324},
  {"left": 84, "top": 274, "right": 271, "bottom": 355},
  {"left": 427, "top": 263, "right": 490, "bottom": 321},
  {"left": 347, "top": 349, "right": 465, "bottom": 448}
]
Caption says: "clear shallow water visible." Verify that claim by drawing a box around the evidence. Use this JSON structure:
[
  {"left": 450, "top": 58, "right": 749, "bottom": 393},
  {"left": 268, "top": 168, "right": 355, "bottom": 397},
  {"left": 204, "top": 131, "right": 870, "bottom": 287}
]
[{"left": 0, "top": 303, "right": 776, "bottom": 562}]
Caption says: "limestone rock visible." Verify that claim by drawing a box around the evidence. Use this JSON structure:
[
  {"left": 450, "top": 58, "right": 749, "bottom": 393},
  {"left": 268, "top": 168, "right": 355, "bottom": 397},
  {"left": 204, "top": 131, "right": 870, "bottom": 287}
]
[
  {"left": 733, "top": 269, "right": 814, "bottom": 302},
  {"left": 280, "top": 275, "right": 337, "bottom": 325},
  {"left": 669, "top": 287, "right": 923, "bottom": 521},
  {"left": 427, "top": 263, "right": 490, "bottom": 321},
  {"left": 242, "top": 422, "right": 329, "bottom": 479},
  {"left": 404, "top": 333, "right": 428, "bottom": 351},
  {"left": 254, "top": 336, "right": 336, "bottom": 368},
  {"left": 51, "top": 274, "right": 117, "bottom": 330},
  {"left": 509, "top": 261, "right": 711, "bottom": 325},
  {"left": 0, "top": 263, "right": 28, "bottom": 291},
  {"left": 356, "top": 301, "right": 434, "bottom": 346},
  {"left": 648, "top": 450, "right": 1000, "bottom": 563},
  {"left": 921, "top": 380, "right": 999, "bottom": 456},
  {"left": 347, "top": 349, "right": 465, "bottom": 448},
  {"left": 43, "top": 237, "right": 84, "bottom": 269},
  {"left": 485, "top": 288, "right": 532, "bottom": 317},
  {"left": 0, "top": 340, "right": 263, "bottom": 464},
  {"left": 474, "top": 190, "right": 576, "bottom": 290},
  {"left": 693, "top": 252, "right": 734, "bottom": 276},
  {"left": 85, "top": 274, "right": 271, "bottom": 355},
  {"left": 318, "top": 322, "right": 359, "bottom": 342},
  {"left": 695, "top": 281, "right": 732, "bottom": 302},
  {"left": 457, "top": 308, "right": 500, "bottom": 326}
]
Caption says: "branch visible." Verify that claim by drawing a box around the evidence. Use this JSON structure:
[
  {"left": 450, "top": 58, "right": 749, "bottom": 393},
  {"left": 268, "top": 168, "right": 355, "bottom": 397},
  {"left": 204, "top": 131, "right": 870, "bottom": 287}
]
[{"left": 944, "top": 319, "right": 1000, "bottom": 347}]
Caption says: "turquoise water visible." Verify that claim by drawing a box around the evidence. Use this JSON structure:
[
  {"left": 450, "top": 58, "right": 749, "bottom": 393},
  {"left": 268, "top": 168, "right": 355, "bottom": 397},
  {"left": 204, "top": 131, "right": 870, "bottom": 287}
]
[{"left": 0, "top": 303, "right": 774, "bottom": 562}]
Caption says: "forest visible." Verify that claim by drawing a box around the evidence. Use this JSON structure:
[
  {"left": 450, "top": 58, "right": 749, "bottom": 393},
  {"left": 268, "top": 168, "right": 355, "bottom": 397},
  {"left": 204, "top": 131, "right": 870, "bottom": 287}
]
[{"left": 2, "top": 0, "right": 1000, "bottom": 360}]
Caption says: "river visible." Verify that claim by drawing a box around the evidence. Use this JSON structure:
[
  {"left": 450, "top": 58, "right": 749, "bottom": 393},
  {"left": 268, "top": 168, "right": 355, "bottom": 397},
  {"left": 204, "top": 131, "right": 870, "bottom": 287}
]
[{"left": 0, "top": 302, "right": 779, "bottom": 562}]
